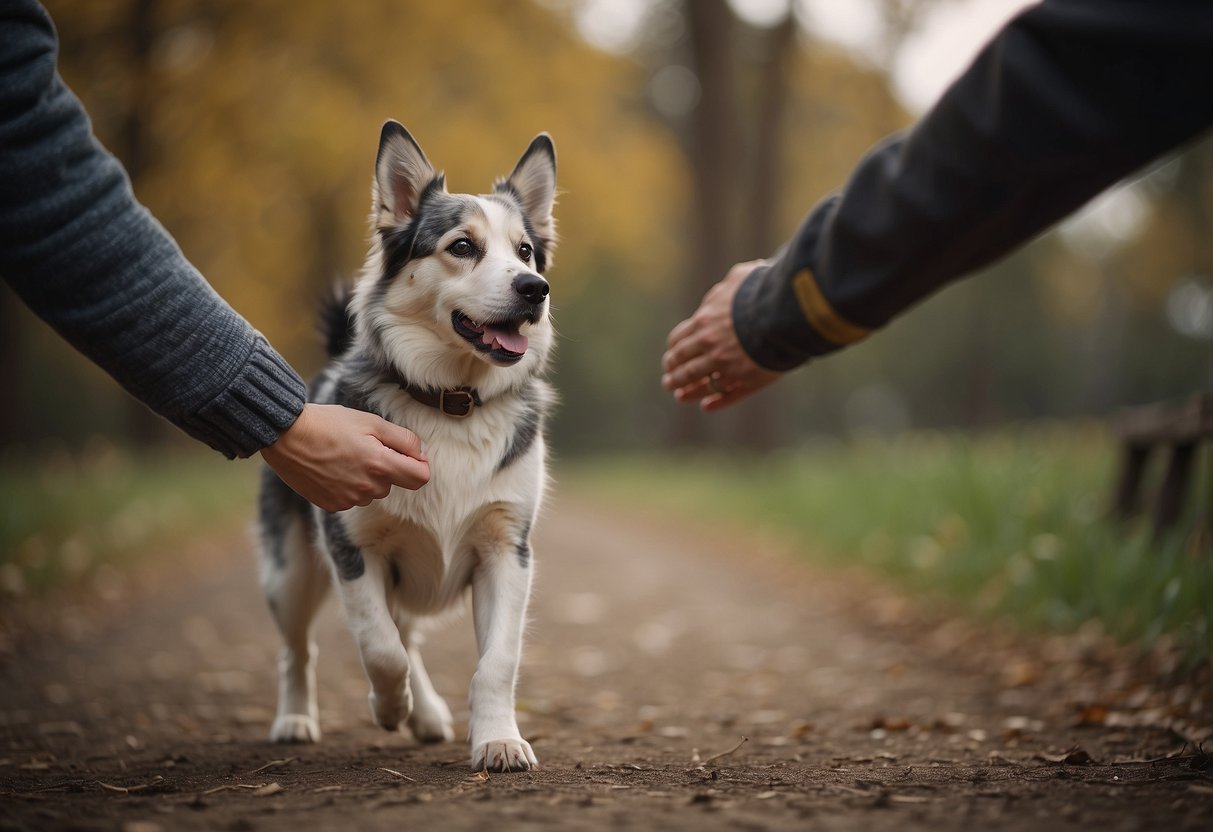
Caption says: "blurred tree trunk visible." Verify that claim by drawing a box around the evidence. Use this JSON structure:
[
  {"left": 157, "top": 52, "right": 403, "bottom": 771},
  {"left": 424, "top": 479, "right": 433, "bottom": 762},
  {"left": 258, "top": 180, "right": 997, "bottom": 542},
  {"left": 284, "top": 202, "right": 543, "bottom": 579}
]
[
  {"left": 1175, "top": 143, "right": 1213, "bottom": 392},
  {"left": 672, "top": 0, "right": 741, "bottom": 447},
  {"left": 725, "top": 10, "right": 797, "bottom": 450},
  {"left": 1080, "top": 258, "right": 1128, "bottom": 413},
  {"left": 962, "top": 282, "right": 995, "bottom": 427},
  {"left": 117, "top": 0, "right": 171, "bottom": 447}
]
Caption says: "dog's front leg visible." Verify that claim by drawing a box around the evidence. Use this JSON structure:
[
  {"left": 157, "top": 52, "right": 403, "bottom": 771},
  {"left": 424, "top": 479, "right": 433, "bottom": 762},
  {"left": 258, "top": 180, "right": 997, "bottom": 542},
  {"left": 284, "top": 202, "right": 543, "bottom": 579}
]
[
  {"left": 323, "top": 515, "right": 412, "bottom": 732},
  {"left": 468, "top": 540, "right": 536, "bottom": 772}
]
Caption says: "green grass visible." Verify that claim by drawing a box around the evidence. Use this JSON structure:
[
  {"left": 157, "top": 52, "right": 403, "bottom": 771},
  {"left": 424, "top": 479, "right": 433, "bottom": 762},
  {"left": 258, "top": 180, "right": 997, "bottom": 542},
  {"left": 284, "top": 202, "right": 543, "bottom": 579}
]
[
  {"left": 0, "top": 444, "right": 258, "bottom": 596},
  {"left": 564, "top": 424, "right": 1213, "bottom": 663},
  {"left": 5, "top": 429, "right": 1209, "bottom": 663}
]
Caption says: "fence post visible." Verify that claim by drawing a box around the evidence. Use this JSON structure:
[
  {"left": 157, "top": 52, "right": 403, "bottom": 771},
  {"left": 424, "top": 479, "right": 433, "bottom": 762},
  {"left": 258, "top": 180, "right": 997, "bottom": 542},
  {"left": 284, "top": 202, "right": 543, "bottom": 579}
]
[{"left": 1154, "top": 442, "right": 1197, "bottom": 533}]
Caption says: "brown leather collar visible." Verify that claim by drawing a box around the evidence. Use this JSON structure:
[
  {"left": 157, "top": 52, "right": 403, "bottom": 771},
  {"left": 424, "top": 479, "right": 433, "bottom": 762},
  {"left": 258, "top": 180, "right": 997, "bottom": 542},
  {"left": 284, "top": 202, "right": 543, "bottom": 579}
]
[{"left": 399, "top": 382, "right": 482, "bottom": 418}]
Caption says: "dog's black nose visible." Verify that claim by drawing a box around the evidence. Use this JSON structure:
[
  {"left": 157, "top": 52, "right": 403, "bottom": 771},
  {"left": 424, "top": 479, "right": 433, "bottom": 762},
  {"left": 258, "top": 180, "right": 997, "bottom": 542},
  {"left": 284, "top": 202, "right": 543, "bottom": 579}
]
[{"left": 513, "top": 273, "right": 549, "bottom": 306}]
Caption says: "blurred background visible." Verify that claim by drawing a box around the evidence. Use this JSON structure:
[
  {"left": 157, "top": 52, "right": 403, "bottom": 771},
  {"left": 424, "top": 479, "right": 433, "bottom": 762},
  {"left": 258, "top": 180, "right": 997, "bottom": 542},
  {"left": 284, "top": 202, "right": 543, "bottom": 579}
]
[
  {"left": 2, "top": 0, "right": 1210, "bottom": 657},
  {"left": 5, "top": 0, "right": 1211, "bottom": 451}
]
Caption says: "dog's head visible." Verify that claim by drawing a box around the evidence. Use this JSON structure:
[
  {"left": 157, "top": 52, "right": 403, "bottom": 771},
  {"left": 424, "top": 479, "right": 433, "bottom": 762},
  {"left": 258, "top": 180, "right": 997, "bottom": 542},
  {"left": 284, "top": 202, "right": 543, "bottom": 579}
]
[{"left": 354, "top": 121, "right": 557, "bottom": 390}]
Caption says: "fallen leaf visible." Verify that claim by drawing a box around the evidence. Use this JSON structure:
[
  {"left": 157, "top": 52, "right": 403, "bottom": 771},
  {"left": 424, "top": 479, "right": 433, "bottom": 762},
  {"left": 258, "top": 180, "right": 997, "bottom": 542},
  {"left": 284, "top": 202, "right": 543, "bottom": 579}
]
[
  {"left": 1035, "top": 746, "right": 1098, "bottom": 766},
  {"left": 1075, "top": 704, "right": 1110, "bottom": 727},
  {"left": 699, "top": 736, "right": 748, "bottom": 766},
  {"left": 928, "top": 712, "right": 967, "bottom": 734},
  {"left": 870, "top": 717, "right": 911, "bottom": 732},
  {"left": 120, "top": 822, "right": 163, "bottom": 832},
  {"left": 1001, "top": 660, "right": 1040, "bottom": 688}
]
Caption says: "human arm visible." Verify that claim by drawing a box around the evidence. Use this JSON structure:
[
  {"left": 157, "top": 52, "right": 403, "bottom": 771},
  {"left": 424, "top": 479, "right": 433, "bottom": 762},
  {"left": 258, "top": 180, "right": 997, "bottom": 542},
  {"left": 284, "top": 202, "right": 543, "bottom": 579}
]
[
  {"left": 665, "top": 0, "right": 1213, "bottom": 407},
  {"left": 0, "top": 1, "right": 428, "bottom": 507},
  {"left": 0, "top": 0, "right": 302, "bottom": 456}
]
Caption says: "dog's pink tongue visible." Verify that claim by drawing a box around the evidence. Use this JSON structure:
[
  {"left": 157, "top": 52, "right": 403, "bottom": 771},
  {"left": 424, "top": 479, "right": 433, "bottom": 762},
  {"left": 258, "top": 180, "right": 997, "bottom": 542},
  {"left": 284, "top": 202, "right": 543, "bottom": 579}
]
[{"left": 482, "top": 326, "right": 528, "bottom": 355}]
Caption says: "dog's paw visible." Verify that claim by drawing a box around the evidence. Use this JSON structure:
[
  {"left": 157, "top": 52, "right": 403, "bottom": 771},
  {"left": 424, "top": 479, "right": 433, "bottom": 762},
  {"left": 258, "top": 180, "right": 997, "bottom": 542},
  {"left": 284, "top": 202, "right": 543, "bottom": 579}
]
[
  {"left": 270, "top": 714, "right": 321, "bottom": 743},
  {"left": 369, "top": 686, "right": 413, "bottom": 732},
  {"left": 470, "top": 738, "right": 538, "bottom": 772},
  {"left": 408, "top": 697, "right": 455, "bottom": 744}
]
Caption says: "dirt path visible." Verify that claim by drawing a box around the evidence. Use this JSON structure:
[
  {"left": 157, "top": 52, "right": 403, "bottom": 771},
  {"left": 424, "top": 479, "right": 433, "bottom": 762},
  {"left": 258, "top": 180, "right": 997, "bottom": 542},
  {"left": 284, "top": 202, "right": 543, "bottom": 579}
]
[{"left": 1, "top": 493, "right": 1210, "bottom": 831}]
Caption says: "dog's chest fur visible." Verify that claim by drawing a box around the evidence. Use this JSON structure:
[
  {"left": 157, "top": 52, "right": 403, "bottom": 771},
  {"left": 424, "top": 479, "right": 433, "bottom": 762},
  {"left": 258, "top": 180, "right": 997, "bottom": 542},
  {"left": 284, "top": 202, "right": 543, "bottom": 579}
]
[{"left": 315, "top": 372, "right": 550, "bottom": 615}]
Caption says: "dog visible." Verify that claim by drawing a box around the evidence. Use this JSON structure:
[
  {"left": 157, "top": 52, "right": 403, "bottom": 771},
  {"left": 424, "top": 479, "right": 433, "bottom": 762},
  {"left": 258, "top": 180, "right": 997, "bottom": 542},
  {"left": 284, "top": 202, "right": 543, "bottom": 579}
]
[{"left": 257, "top": 121, "right": 556, "bottom": 772}]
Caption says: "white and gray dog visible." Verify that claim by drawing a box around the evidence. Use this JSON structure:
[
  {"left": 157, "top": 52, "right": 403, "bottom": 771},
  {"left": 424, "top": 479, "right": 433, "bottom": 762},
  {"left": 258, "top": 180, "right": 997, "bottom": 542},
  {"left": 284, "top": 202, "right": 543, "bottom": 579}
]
[{"left": 257, "top": 121, "right": 556, "bottom": 772}]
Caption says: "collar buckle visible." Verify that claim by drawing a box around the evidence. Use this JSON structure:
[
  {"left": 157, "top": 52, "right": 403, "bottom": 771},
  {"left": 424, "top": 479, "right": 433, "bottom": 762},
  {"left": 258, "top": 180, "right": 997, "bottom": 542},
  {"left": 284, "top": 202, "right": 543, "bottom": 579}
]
[{"left": 438, "top": 387, "right": 477, "bottom": 418}]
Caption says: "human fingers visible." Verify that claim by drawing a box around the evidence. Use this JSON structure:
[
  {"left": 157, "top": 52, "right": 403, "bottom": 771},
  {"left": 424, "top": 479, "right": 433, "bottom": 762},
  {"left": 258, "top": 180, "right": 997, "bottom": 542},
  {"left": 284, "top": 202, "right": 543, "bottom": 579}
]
[
  {"left": 674, "top": 355, "right": 782, "bottom": 409},
  {"left": 373, "top": 446, "right": 431, "bottom": 491},
  {"left": 665, "top": 316, "right": 697, "bottom": 350},
  {"left": 360, "top": 416, "right": 430, "bottom": 491},
  {"left": 666, "top": 318, "right": 765, "bottom": 392},
  {"left": 661, "top": 321, "right": 705, "bottom": 371},
  {"left": 672, "top": 374, "right": 716, "bottom": 404},
  {"left": 370, "top": 416, "right": 428, "bottom": 462},
  {"left": 700, "top": 365, "right": 782, "bottom": 411},
  {"left": 665, "top": 260, "right": 763, "bottom": 376},
  {"left": 663, "top": 352, "right": 716, "bottom": 393}
]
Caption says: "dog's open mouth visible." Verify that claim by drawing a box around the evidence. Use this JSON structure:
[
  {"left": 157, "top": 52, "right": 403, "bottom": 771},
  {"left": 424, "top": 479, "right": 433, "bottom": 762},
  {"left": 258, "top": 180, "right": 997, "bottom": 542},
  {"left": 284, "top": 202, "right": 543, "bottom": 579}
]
[{"left": 452, "top": 311, "right": 528, "bottom": 364}]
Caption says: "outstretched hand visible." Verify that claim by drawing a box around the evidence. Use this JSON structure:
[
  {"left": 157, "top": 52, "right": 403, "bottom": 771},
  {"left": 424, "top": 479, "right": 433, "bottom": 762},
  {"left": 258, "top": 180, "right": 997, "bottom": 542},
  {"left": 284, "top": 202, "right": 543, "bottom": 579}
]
[
  {"left": 260, "top": 403, "right": 431, "bottom": 512},
  {"left": 661, "top": 260, "right": 784, "bottom": 412}
]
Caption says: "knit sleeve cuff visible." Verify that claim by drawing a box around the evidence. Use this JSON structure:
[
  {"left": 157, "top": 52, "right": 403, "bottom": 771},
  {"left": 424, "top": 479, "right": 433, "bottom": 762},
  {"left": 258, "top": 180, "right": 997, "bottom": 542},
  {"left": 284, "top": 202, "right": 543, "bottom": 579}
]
[{"left": 179, "top": 336, "right": 306, "bottom": 459}]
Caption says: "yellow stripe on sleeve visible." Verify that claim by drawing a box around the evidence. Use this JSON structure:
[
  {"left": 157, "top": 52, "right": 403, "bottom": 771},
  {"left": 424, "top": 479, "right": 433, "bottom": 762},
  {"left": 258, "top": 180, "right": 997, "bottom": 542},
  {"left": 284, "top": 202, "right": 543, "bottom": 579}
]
[{"left": 791, "top": 268, "right": 871, "bottom": 346}]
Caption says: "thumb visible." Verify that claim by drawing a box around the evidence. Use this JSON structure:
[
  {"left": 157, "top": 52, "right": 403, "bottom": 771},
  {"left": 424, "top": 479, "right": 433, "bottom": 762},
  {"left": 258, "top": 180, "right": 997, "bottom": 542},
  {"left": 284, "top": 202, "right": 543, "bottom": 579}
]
[{"left": 369, "top": 415, "right": 428, "bottom": 461}]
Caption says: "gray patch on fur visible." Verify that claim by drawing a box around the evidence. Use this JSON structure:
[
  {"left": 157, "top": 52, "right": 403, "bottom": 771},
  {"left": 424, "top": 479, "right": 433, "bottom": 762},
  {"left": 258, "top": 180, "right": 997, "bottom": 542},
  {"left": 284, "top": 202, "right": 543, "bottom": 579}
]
[
  {"left": 377, "top": 191, "right": 485, "bottom": 295},
  {"left": 259, "top": 466, "right": 313, "bottom": 568},
  {"left": 497, "top": 387, "right": 544, "bottom": 472},
  {"left": 515, "top": 518, "right": 533, "bottom": 568},
  {"left": 322, "top": 512, "right": 365, "bottom": 581}
]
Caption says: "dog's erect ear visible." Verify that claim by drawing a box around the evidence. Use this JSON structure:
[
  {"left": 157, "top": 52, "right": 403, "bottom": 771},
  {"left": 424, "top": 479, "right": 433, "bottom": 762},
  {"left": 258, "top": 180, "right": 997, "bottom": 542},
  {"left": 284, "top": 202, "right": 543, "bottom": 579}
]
[
  {"left": 375, "top": 120, "right": 439, "bottom": 224},
  {"left": 496, "top": 133, "right": 557, "bottom": 249}
]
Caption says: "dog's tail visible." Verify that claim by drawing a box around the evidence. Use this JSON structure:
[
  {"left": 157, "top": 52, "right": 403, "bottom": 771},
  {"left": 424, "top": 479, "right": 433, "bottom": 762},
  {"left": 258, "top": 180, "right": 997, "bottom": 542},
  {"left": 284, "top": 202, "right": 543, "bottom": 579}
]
[{"left": 318, "top": 283, "right": 356, "bottom": 359}]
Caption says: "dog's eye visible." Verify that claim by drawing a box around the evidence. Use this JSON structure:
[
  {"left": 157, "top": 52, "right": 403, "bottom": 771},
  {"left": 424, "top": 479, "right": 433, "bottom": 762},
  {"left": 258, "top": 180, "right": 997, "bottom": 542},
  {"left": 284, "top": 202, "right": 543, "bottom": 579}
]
[
  {"left": 518, "top": 242, "right": 533, "bottom": 263},
  {"left": 447, "top": 239, "right": 475, "bottom": 258}
]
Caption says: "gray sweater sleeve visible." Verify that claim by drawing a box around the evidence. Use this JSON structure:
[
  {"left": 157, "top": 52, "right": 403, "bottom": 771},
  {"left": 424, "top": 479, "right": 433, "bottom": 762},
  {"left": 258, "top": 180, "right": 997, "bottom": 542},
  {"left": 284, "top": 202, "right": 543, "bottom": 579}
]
[{"left": 0, "top": 1, "right": 306, "bottom": 458}]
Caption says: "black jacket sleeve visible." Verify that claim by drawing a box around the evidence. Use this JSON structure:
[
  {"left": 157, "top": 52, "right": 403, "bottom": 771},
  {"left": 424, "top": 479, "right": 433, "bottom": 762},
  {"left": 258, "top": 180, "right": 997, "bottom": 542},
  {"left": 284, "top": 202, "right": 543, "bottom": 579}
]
[
  {"left": 0, "top": 0, "right": 306, "bottom": 457},
  {"left": 733, "top": 0, "right": 1213, "bottom": 371}
]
